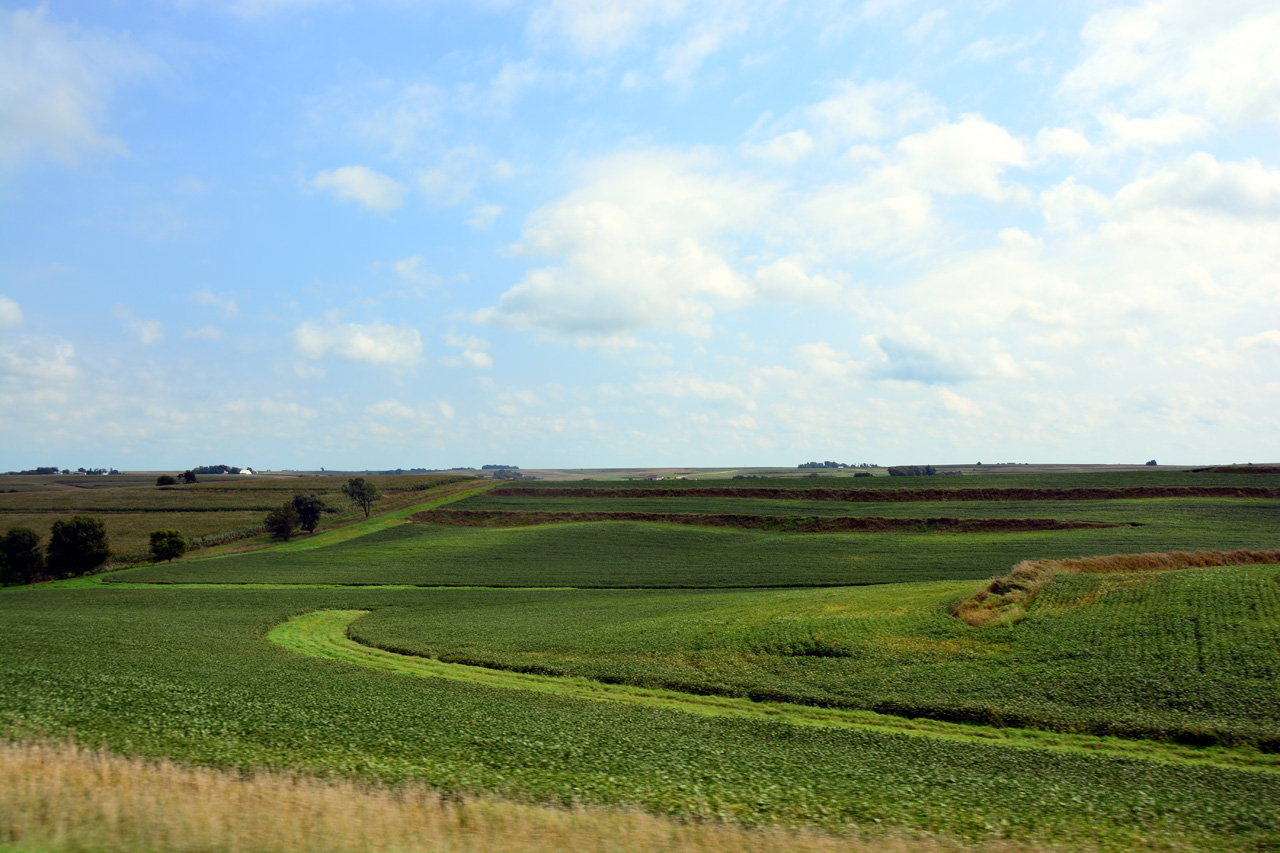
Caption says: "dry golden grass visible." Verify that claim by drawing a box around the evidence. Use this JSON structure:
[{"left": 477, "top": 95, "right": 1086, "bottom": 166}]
[
  {"left": 952, "top": 549, "right": 1280, "bottom": 627},
  {"left": 0, "top": 740, "right": 1052, "bottom": 853}
]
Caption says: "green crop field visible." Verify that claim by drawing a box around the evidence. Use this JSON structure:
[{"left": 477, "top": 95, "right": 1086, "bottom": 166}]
[{"left": 3, "top": 467, "right": 1279, "bottom": 851}]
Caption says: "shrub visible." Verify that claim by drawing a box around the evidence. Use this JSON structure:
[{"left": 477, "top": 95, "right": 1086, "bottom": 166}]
[
  {"left": 46, "top": 516, "right": 110, "bottom": 578},
  {"left": 149, "top": 530, "right": 187, "bottom": 563},
  {"left": 156, "top": 475, "right": 178, "bottom": 486},
  {"left": 1, "top": 527, "right": 45, "bottom": 585},
  {"left": 265, "top": 503, "right": 300, "bottom": 540}
]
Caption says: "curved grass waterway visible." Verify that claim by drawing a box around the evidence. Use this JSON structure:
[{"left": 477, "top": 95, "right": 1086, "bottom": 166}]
[{"left": 268, "top": 609, "right": 1280, "bottom": 774}]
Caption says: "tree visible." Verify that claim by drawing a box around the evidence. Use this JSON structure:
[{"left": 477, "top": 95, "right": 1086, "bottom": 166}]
[
  {"left": 264, "top": 502, "right": 300, "bottom": 540},
  {"left": 291, "top": 493, "right": 325, "bottom": 533},
  {"left": 1, "top": 527, "right": 44, "bottom": 585},
  {"left": 156, "top": 474, "right": 178, "bottom": 486},
  {"left": 149, "top": 529, "right": 187, "bottom": 563},
  {"left": 178, "top": 470, "right": 199, "bottom": 484},
  {"left": 341, "top": 477, "right": 382, "bottom": 518},
  {"left": 46, "top": 516, "right": 110, "bottom": 578},
  {"left": 1146, "top": 459, "right": 1158, "bottom": 466}
]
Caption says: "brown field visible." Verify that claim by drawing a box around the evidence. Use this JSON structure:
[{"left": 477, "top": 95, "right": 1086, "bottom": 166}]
[
  {"left": 0, "top": 740, "right": 1050, "bottom": 853},
  {"left": 0, "top": 473, "right": 478, "bottom": 560}
]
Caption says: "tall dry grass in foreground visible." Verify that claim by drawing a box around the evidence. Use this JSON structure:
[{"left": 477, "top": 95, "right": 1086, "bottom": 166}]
[
  {"left": 1, "top": 740, "right": 1048, "bottom": 853},
  {"left": 953, "top": 548, "right": 1280, "bottom": 627}
]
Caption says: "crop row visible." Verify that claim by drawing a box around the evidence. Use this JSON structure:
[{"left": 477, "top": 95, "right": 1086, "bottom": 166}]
[{"left": 2, "top": 586, "right": 1277, "bottom": 851}]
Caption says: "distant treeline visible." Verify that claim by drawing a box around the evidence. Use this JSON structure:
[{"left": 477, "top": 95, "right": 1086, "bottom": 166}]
[{"left": 797, "top": 461, "right": 877, "bottom": 469}]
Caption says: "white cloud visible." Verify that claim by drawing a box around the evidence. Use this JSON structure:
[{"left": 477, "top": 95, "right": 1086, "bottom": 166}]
[
  {"left": 1112, "top": 153, "right": 1280, "bottom": 219},
  {"left": 634, "top": 372, "right": 756, "bottom": 409},
  {"left": 185, "top": 326, "right": 224, "bottom": 340},
  {"left": 442, "top": 332, "right": 493, "bottom": 369},
  {"left": 291, "top": 320, "right": 423, "bottom": 366},
  {"left": 1062, "top": 0, "right": 1280, "bottom": 127},
  {"left": 189, "top": 289, "right": 239, "bottom": 317},
  {"left": 477, "top": 149, "right": 774, "bottom": 341},
  {"left": 893, "top": 117, "right": 1029, "bottom": 202},
  {"left": 1238, "top": 330, "right": 1280, "bottom": 350},
  {"left": 311, "top": 165, "right": 406, "bottom": 213},
  {"left": 467, "top": 203, "right": 503, "bottom": 229},
  {"left": 744, "top": 130, "right": 813, "bottom": 164},
  {"left": 807, "top": 79, "right": 938, "bottom": 143},
  {"left": 959, "top": 31, "right": 1043, "bottom": 62},
  {"left": 0, "top": 296, "right": 23, "bottom": 328},
  {"left": 113, "top": 306, "right": 164, "bottom": 346},
  {"left": 0, "top": 337, "right": 79, "bottom": 386},
  {"left": 1100, "top": 111, "right": 1212, "bottom": 149},
  {"left": 753, "top": 258, "right": 844, "bottom": 304},
  {"left": 528, "top": 0, "right": 693, "bottom": 56},
  {"left": 0, "top": 6, "right": 159, "bottom": 169},
  {"left": 939, "top": 388, "right": 982, "bottom": 417}
]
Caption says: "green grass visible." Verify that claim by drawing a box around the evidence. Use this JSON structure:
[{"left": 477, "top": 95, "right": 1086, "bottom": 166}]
[
  {"left": 115, "top": 496, "right": 1279, "bottom": 587},
  {"left": 349, "top": 566, "right": 1280, "bottom": 749},
  {"left": 2, "top": 587, "right": 1278, "bottom": 850}
]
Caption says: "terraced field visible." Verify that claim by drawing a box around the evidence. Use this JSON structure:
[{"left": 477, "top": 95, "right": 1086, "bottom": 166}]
[{"left": 3, "top": 467, "right": 1279, "bottom": 851}]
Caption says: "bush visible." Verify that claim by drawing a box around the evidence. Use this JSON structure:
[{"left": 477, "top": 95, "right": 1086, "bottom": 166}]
[
  {"left": 265, "top": 503, "right": 300, "bottom": 540},
  {"left": 46, "top": 516, "right": 110, "bottom": 578},
  {"left": 1, "top": 527, "right": 45, "bottom": 585},
  {"left": 291, "top": 494, "right": 326, "bottom": 533},
  {"left": 149, "top": 529, "right": 187, "bottom": 563},
  {"left": 156, "top": 475, "right": 178, "bottom": 486}
]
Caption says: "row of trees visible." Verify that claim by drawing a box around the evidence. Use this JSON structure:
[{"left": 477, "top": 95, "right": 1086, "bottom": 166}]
[
  {"left": 156, "top": 470, "right": 200, "bottom": 486},
  {"left": 263, "top": 478, "right": 383, "bottom": 541},
  {"left": 1, "top": 517, "right": 111, "bottom": 585}
]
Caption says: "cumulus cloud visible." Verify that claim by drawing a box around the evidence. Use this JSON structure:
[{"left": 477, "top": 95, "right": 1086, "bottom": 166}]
[
  {"left": 1062, "top": 0, "right": 1280, "bottom": 127},
  {"left": 311, "top": 165, "right": 406, "bottom": 213},
  {"left": 806, "top": 79, "right": 938, "bottom": 143},
  {"left": 0, "top": 6, "right": 159, "bottom": 169},
  {"left": 753, "top": 258, "right": 844, "bottom": 303},
  {"left": 291, "top": 320, "right": 423, "bottom": 366},
  {"left": 892, "top": 117, "right": 1029, "bottom": 202},
  {"left": 744, "top": 130, "right": 813, "bottom": 164},
  {"left": 0, "top": 295, "right": 23, "bottom": 328},
  {"left": 528, "top": 0, "right": 694, "bottom": 56},
  {"left": 477, "top": 149, "right": 775, "bottom": 342},
  {"left": 442, "top": 332, "right": 493, "bottom": 369}
]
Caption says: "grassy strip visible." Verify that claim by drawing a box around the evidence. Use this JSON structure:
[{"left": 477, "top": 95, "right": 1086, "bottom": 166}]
[
  {"left": 268, "top": 481, "right": 498, "bottom": 553},
  {"left": 953, "top": 549, "right": 1280, "bottom": 627},
  {"left": 411, "top": 508, "right": 1125, "bottom": 533},
  {"left": 269, "top": 609, "right": 1278, "bottom": 773}
]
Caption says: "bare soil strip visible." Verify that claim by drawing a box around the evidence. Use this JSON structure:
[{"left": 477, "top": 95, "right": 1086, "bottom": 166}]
[
  {"left": 409, "top": 509, "right": 1125, "bottom": 532},
  {"left": 267, "top": 610, "right": 1277, "bottom": 773},
  {"left": 489, "top": 485, "right": 1280, "bottom": 501}
]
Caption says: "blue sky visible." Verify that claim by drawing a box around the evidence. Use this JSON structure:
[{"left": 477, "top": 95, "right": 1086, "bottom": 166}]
[{"left": 2, "top": 0, "right": 1277, "bottom": 471}]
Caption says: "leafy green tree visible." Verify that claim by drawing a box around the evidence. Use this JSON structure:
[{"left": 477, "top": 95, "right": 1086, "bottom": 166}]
[
  {"left": 178, "top": 470, "right": 199, "bottom": 484},
  {"left": 264, "top": 502, "right": 300, "bottom": 540},
  {"left": 149, "top": 529, "right": 187, "bottom": 563},
  {"left": 291, "top": 493, "right": 326, "bottom": 533},
  {"left": 46, "top": 516, "right": 110, "bottom": 578},
  {"left": 1, "top": 527, "right": 44, "bottom": 585},
  {"left": 156, "top": 475, "right": 178, "bottom": 486},
  {"left": 341, "top": 477, "right": 382, "bottom": 518}
]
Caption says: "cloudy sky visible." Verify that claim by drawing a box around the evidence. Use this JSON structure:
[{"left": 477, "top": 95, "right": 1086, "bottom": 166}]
[{"left": 2, "top": 0, "right": 1277, "bottom": 471}]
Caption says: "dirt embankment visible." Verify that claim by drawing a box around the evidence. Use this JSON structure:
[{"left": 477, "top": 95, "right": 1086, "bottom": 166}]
[
  {"left": 410, "top": 509, "right": 1126, "bottom": 533},
  {"left": 488, "top": 485, "right": 1280, "bottom": 501}
]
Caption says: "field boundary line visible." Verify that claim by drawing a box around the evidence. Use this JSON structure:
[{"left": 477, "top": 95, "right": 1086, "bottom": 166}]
[{"left": 268, "top": 609, "right": 1280, "bottom": 774}]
